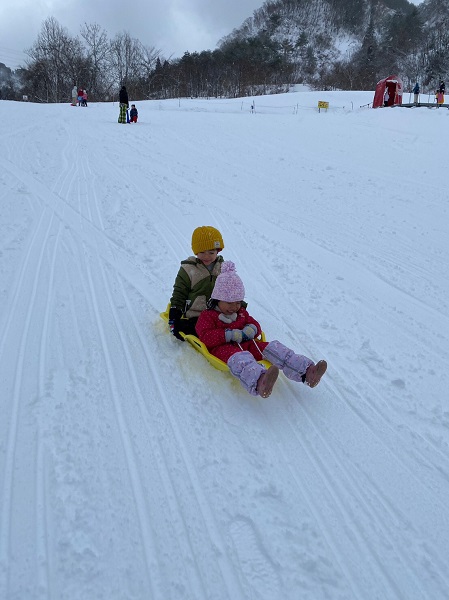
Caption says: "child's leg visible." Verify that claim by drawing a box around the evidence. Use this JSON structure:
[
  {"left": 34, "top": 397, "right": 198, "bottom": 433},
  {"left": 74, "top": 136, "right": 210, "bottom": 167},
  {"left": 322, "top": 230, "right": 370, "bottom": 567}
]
[
  {"left": 263, "top": 340, "right": 312, "bottom": 381},
  {"left": 263, "top": 340, "right": 326, "bottom": 387},
  {"left": 228, "top": 351, "right": 278, "bottom": 397},
  {"left": 228, "top": 351, "right": 263, "bottom": 395}
]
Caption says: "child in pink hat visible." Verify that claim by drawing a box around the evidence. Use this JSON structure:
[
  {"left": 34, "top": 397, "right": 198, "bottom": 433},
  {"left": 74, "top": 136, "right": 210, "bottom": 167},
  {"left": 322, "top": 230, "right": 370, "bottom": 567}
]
[{"left": 195, "top": 261, "right": 327, "bottom": 398}]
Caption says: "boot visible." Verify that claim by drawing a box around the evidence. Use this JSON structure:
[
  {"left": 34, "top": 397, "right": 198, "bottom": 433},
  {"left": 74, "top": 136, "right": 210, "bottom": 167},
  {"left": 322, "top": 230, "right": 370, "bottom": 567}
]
[
  {"left": 304, "top": 360, "right": 327, "bottom": 388},
  {"left": 256, "top": 366, "right": 279, "bottom": 398}
]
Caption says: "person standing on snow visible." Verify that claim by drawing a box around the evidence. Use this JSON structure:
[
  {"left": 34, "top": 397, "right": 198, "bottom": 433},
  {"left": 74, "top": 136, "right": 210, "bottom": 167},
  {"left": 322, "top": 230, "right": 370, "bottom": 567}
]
[
  {"left": 413, "top": 82, "right": 420, "bottom": 104},
  {"left": 436, "top": 89, "right": 444, "bottom": 106},
  {"left": 71, "top": 84, "right": 77, "bottom": 106},
  {"left": 118, "top": 85, "right": 129, "bottom": 123}
]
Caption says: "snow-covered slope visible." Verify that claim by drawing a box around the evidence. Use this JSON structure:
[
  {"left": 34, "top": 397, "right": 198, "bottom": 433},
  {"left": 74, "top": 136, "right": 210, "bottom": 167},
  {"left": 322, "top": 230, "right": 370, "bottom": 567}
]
[{"left": 0, "top": 91, "right": 448, "bottom": 600}]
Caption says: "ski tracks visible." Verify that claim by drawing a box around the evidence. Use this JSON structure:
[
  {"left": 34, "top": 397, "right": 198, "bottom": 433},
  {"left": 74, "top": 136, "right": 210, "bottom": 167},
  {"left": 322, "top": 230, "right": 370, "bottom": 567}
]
[
  {"left": 2, "top": 101, "right": 448, "bottom": 600},
  {"left": 260, "top": 380, "right": 449, "bottom": 599},
  {"left": 199, "top": 202, "right": 449, "bottom": 597},
  {"left": 0, "top": 202, "right": 60, "bottom": 598},
  {"left": 72, "top": 242, "right": 246, "bottom": 596},
  {"left": 49, "top": 134, "right": 246, "bottom": 598},
  {"left": 0, "top": 117, "right": 247, "bottom": 599}
]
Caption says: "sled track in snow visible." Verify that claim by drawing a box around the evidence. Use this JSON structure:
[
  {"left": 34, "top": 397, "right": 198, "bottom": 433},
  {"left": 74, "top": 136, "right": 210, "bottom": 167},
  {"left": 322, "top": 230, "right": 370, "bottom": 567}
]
[
  {"left": 35, "top": 219, "right": 63, "bottom": 598},
  {"left": 261, "top": 382, "right": 449, "bottom": 599},
  {"left": 228, "top": 211, "right": 449, "bottom": 495},
  {"left": 100, "top": 150, "right": 199, "bottom": 263},
  {"left": 2, "top": 151, "right": 161, "bottom": 306},
  {"left": 0, "top": 205, "right": 57, "bottom": 597},
  {"left": 79, "top": 241, "right": 161, "bottom": 597},
  {"left": 116, "top": 275, "right": 248, "bottom": 599},
  {"left": 61, "top": 145, "right": 161, "bottom": 596},
  {"left": 2, "top": 100, "right": 448, "bottom": 600},
  {"left": 331, "top": 363, "right": 449, "bottom": 491},
  {"left": 64, "top": 146, "right": 246, "bottom": 599},
  {"left": 259, "top": 393, "right": 391, "bottom": 599}
]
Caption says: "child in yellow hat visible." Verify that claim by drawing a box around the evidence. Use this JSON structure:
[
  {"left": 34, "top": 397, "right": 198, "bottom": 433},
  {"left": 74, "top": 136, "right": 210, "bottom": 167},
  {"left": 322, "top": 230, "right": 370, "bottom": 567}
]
[{"left": 168, "top": 226, "right": 225, "bottom": 339}]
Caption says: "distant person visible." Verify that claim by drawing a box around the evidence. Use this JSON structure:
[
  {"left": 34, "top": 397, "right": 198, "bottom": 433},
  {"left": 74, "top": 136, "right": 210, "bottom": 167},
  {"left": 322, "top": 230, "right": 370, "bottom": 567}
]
[
  {"left": 77, "top": 88, "right": 83, "bottom": 106},
  {"left": 71, "top": 84, "right": 77, "bottom": 106},
  {"left": 129, "top": 104, "right": 138, "bottom": 122},
  {"left": 384, "top": 88, "right": 390, "bottom": 107},
  {"left": 82, "top": 90, "right": 88, "bottom": 107},
  {"left": 413, "top": 82, "right": 420, "bottom": 104},
  {"left": 436, "top": 89, "right": 444, "bottom": 106},
  {"left": 439, "top": 80, "right": 445, "bottom": 94},
  {"left": 118, "top": 85, "right": 129, "bottom": 124}
]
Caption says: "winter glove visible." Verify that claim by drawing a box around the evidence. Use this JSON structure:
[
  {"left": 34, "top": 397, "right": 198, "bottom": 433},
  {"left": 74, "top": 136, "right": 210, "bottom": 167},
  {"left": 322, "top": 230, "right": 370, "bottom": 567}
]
[
  {"left": 241, "top": 324, "right": 257, "bottom": 341},
  {"left": 168, "top": 307, "right": 184, "bottom": 341},
  {"left": 225, "top": 329, "right": 243, "bottom": 343}
]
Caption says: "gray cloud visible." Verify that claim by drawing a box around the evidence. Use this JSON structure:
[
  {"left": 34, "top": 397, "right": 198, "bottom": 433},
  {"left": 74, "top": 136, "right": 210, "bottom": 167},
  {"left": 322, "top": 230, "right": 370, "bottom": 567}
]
[
  {"left": 0, "top": 0, "right": 263, "bottom": 68},
  {"left": 0, "top": 0, "right": 425, "bottom": 69}
]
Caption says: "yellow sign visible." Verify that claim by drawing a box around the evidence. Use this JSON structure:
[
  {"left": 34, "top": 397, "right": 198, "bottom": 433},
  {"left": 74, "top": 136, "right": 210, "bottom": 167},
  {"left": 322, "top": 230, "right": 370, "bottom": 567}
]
[{"left": 318, "top": 101, "right": 329, "bottom": 110}]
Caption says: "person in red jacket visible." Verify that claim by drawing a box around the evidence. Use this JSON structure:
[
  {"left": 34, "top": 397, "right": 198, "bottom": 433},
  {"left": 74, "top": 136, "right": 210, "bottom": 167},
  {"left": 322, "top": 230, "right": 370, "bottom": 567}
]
[{"left": 195, "top": 261, "right": 327, "bottom": 398}]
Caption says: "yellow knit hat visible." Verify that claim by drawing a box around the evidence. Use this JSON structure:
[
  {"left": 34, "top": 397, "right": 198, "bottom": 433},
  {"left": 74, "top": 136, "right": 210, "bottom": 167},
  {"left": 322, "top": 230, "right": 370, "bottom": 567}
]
[{"left": 191, "top": 226, "right": 224, "bottom": 255}]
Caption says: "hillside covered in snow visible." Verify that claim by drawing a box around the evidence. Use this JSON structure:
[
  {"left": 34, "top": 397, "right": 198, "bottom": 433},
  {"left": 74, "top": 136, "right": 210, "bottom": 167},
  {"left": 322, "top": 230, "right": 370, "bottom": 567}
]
[{"left": 0, "top": 91, "right": 448, "bottom": 600}]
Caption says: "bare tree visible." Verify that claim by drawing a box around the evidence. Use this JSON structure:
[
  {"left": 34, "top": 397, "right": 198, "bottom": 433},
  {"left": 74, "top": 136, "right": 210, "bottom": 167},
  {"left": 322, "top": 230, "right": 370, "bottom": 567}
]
[
  {"left": 137, "top": 43, "right": 161, "bottom": 97},
  {"left": 80, "top": 23, "right": 112, "bottom": 99},
  {"left": 109, "top": 32, "right": 141, "bottom": 92},
  {"left": 25, "top": 17, "right": 79, "bottom": 102}
]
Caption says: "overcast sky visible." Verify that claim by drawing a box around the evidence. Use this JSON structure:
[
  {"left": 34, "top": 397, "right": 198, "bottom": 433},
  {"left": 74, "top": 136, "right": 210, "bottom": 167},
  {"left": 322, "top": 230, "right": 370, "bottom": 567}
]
[{"left": 0, "top": 0, "right": 425, "bottom": 70}]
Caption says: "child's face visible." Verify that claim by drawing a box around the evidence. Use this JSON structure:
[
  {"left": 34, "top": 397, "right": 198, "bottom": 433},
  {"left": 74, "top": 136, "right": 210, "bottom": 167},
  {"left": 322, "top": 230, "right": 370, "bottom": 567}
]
[
  {"left": 197, "top": 249, "right": 218, "bottom": 266},
  {"left": 218, "top": 300, "right": 242, "bottom": 315}
]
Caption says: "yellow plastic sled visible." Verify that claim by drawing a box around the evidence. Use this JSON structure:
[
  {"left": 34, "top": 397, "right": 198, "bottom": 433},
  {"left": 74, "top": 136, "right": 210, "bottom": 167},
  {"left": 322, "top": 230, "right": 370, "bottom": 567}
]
[{"left": 160, "top": 305, "right": 271, "bottom": 371}]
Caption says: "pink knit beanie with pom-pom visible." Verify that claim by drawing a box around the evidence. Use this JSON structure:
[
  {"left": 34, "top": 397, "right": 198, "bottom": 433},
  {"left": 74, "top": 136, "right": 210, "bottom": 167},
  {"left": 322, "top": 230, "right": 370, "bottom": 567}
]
[{"left": 211, "top": 261, "right": 245, "bottom": 302}]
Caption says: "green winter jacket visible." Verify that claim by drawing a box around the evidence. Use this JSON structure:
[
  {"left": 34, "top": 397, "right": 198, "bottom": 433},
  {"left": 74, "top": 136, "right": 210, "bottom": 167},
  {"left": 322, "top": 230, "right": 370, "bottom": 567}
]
[{"left": 170, "top": 255, "right": 224, "bottom": 318}]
